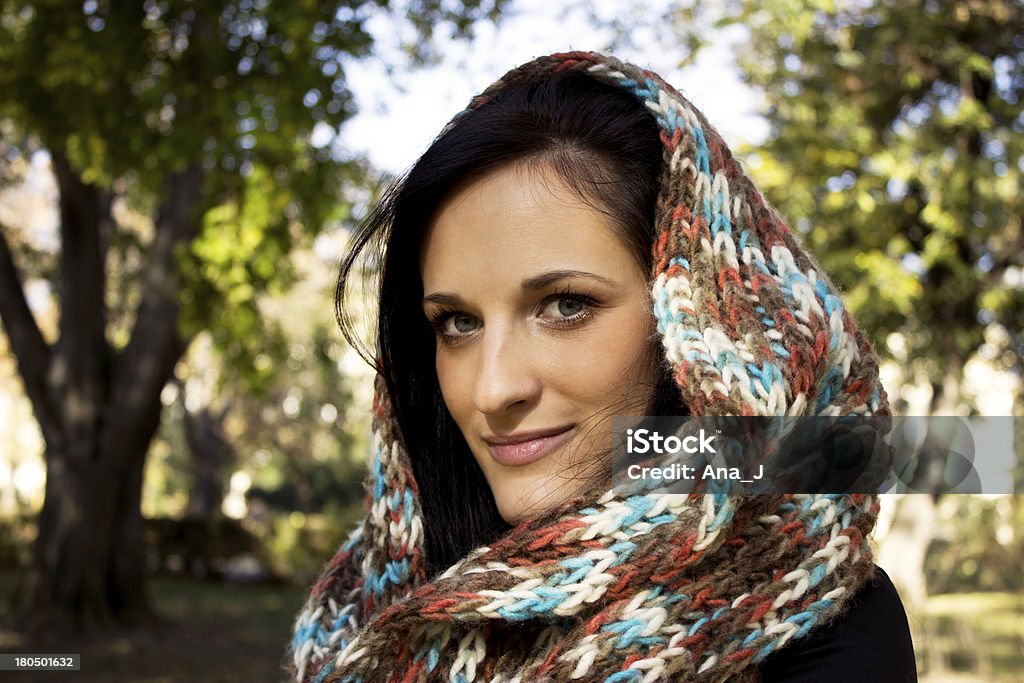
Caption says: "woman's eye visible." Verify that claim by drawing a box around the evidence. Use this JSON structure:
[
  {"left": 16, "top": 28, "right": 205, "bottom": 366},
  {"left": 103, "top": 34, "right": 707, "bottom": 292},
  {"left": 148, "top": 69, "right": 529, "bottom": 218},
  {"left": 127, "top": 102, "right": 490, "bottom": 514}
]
[
  {"left": 554, "top": 298, "right": 584, "bottom": 317},
  {"left": 541, "top": 295, "right": 592, "bottom": 321},
  {"left": 427, "top": 309, "right": 478, "bottom": 343},
  {"left": 450, "top": 314, "right": 477, "bottom": 333}
]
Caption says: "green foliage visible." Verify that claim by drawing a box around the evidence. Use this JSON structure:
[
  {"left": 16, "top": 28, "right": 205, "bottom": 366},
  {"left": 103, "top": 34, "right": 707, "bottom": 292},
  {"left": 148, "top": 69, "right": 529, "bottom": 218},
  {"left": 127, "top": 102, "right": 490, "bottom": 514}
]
[
  {"left": 236, "top": 321, "right": 368, "bottom": 509},
  {"left": 924, "top": 495, "right": 1024, "bottom": 593},
  {"left": 2, "top": 1, "right": 355, "bottom": 190},
  {"left": 260, "top": 504, "right": 363, "bottom": 583},
  {"left": 142, "top": 310, "right": 372, "bottom": 580},
  {"left": 672, "top": 0, "right": 1024, "bottom": 393}
]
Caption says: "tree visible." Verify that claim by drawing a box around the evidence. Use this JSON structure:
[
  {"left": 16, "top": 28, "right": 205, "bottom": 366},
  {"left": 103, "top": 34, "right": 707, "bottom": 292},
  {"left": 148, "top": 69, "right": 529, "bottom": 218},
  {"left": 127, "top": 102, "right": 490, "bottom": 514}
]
[{"left": 0, "top": 0, "right": 507, "bottom": 632}]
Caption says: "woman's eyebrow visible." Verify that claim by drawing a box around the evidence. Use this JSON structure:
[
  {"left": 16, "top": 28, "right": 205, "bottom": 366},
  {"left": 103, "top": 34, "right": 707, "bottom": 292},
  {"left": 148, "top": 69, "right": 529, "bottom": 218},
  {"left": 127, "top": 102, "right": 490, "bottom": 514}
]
[
  {"left": 422, "top": 292, "right": 463, "bottom": 307},
  {"left": 521, "top": 269, "right": 617, "bottom": 291},
  {"left": 423, "top": 270, "right": 617, "bottom": 307}
]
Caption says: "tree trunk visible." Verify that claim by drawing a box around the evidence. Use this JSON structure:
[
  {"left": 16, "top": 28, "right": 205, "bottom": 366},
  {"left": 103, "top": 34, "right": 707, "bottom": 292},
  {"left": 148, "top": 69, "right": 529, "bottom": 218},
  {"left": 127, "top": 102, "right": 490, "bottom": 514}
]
[
  {"left": 15, "top": 444, "right": 158, "bottom": 632},
  {"left": 877, "top": 495, "right": 936, "bottom": 608},
  {"left": 181, "top": 396, "right": 233, "bottom": 519},
  {"left": 877, "top": 359, "right": 964, "bottom": 608},
  {"left": 0, "top": 156, "right": 203, "bottom": 634}
]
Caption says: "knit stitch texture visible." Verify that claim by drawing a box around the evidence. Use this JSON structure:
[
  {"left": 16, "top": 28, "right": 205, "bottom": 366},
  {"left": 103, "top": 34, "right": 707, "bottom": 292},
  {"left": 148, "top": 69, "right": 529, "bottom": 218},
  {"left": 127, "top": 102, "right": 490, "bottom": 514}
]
[{"left": 287, "top": 50, "right": 890, "bottom": 683}]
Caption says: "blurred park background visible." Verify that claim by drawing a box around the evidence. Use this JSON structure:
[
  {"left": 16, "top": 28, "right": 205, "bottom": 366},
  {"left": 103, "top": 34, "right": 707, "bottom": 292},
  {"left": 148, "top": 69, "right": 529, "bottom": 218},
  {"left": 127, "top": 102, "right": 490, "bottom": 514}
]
[{"left": 0, "top": 0, "right": 1022, "bottom": 681}]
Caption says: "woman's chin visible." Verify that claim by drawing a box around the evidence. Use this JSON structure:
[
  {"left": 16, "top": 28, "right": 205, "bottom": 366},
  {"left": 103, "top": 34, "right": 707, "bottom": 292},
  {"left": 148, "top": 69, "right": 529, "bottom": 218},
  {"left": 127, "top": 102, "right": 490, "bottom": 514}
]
[
  {"left": 495, "top": 480, "right": 590, "bottom": 525},
  {"left": 496, "top": 490, "right": 554, "bottom": 525}
]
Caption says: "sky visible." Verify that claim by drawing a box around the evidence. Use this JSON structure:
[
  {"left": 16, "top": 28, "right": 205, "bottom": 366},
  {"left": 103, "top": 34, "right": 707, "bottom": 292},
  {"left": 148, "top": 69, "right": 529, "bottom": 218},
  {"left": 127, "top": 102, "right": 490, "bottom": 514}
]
[{"left": 334, "top": 0, "right": 767, "bottom": 176}]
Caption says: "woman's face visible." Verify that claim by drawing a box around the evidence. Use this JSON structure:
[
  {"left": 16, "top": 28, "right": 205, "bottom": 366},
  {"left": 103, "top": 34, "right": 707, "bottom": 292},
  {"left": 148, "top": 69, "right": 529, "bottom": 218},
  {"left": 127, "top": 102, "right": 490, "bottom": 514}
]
[{"left": 419, "top": 162, "right": 661, "bottom": 524}]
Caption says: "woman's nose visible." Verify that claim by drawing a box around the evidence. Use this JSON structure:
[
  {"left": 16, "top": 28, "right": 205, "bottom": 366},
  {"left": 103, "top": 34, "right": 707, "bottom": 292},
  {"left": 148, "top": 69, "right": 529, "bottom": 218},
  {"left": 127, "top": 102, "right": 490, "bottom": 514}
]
[{"left": 472, "top": 326, "right": 541, "bottom": 416}]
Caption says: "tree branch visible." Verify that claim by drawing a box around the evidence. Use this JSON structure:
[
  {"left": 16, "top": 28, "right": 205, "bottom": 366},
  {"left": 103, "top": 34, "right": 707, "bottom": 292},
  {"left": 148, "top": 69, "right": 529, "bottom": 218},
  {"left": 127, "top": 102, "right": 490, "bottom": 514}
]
[
  {"left": 51, "top": 150, "right": 111, "bottom": 368},
  {"left": 49, "top": 151, "right": 113, "bottom": 460},
  {"left": 0, "top": 221, "right": 61, "bottom": 446},
  {"left": 102, "top": 163, "right": 204, "bottom": 462}
]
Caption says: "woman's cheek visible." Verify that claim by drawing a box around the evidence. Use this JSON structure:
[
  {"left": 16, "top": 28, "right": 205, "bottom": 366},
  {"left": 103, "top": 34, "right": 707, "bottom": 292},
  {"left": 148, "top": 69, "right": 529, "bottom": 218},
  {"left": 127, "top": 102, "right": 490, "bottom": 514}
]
[
  {"left": 545, "top": 318, "right": 650, "bottom": 402},
  {"left": 435, "top": 352, "right": 473, "bottom": 425}
]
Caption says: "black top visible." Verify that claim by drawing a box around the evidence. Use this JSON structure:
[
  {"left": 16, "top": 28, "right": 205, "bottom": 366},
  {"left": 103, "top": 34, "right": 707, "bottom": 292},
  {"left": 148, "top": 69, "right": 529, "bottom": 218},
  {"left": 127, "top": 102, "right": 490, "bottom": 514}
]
[{"left": 758, "top": 565, "right": 918, "bottom": 682}]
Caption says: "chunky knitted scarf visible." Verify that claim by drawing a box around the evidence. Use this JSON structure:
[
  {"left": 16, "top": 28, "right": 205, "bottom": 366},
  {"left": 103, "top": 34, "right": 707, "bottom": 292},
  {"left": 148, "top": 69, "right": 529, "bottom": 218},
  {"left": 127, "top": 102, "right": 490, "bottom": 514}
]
[{"left": 288, "top": 51, "right": 889, "bottom": 683}]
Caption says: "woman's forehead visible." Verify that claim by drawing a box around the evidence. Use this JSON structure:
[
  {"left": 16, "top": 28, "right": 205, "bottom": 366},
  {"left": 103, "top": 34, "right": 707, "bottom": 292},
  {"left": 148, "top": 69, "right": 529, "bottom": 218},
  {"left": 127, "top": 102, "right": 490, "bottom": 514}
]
[{"left": 419, "top": 164, "right": 640, "bottom": 288}]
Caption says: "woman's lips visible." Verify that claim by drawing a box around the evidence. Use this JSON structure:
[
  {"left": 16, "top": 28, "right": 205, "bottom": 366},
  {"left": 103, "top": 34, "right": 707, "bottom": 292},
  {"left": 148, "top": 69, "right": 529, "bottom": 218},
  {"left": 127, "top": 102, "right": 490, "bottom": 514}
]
[{"left": 484, "top": 426, "right": 575, "bottom": 467}]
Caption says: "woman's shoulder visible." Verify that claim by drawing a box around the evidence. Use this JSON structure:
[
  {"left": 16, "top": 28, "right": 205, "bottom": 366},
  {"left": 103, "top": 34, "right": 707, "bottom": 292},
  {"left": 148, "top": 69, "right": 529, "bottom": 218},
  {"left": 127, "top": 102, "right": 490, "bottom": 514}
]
[{"left": 757, "top": 564, "right": 918, "bottom": 682}]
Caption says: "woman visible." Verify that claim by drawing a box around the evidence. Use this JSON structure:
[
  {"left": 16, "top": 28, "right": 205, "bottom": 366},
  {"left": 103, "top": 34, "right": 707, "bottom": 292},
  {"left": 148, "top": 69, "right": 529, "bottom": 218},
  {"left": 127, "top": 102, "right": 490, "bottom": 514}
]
[{"left": 288, "top": 51, "right": 916, "bottom": 682}]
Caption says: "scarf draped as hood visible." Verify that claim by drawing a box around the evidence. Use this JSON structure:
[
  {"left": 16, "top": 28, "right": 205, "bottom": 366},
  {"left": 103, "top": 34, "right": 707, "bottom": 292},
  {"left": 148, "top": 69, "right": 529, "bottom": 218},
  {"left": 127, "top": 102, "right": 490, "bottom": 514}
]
[{"left": 287, "top": 51, "right": 890, "bottom": 683}]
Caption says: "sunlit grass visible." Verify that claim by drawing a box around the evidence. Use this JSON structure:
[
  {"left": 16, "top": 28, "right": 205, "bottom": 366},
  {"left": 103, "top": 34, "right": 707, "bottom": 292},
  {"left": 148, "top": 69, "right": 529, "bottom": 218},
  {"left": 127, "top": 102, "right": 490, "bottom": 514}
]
[{"left": 913, "top": 592, "right": 1024, "bottom": 682}]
